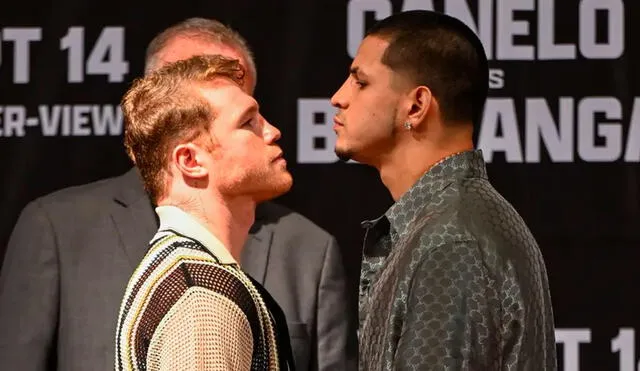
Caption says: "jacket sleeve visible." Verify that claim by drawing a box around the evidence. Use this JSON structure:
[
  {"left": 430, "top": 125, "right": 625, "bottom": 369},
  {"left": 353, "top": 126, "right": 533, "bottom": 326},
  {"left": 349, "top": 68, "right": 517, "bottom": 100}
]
[
  {"left": 315, "top": 237, "right": 358, "bottom": 371},
  {"left": 0, "top": 200, "right": 60, "bottom": 370}
]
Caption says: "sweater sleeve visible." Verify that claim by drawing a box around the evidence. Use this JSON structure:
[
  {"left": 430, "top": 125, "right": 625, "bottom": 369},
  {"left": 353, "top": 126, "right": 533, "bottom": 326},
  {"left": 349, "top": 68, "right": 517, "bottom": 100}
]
[{"left": 146, "top": 286, "right": 254, "bottom": 370}]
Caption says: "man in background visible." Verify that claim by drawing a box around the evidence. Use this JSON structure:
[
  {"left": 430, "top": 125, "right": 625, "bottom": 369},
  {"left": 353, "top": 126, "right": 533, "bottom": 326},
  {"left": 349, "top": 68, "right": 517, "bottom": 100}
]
[{"left": 0, "top": 17, "right": 356, "bottom": 371}]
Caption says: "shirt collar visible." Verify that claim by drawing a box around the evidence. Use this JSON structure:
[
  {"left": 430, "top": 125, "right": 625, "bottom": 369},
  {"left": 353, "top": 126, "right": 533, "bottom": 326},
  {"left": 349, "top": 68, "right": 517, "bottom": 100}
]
[
  {"left": 374, "top": 149, "right": 488, "bottom": 242},
  {"left": 155, "top": 205, "right": 237, "bottom": 265}
]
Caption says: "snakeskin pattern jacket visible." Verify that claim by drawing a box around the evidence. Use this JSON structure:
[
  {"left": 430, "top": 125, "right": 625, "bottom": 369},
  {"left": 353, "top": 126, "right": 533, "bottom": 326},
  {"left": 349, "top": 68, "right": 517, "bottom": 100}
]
[{"left": 358, "top": 150, "right": 557, "bottom": 371}]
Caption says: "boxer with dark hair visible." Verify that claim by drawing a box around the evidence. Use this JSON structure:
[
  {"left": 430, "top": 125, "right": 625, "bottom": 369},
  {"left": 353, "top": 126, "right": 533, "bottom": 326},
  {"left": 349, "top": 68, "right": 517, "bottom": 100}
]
[{"left": 332, "top": 10, "right": 556, "bottom": 370}]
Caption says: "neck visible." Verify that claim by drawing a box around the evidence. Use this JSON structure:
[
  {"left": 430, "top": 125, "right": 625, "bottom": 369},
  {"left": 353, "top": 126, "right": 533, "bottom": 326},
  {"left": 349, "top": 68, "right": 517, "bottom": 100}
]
[
  {"left": 160, "top": 191, "right": 256, "bottom": 262},
  {"left": 377, "top": 133, "right": 473, "bottom": 201}
]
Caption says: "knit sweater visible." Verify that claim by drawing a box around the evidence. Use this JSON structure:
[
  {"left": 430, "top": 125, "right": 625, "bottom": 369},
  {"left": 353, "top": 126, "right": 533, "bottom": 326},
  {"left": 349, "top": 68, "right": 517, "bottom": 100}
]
[{"left": 114, "top": 206, "right": 283, "bottom": 371}]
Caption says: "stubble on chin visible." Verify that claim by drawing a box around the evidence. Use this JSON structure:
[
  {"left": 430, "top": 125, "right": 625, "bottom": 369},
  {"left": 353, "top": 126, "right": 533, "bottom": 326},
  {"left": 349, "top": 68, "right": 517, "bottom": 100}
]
[
  {"left": 251, "top": 170, "right": 293, "bottom": 203},
  {"left": 334, "top": 145, "right": 354, "bottom": 162}
]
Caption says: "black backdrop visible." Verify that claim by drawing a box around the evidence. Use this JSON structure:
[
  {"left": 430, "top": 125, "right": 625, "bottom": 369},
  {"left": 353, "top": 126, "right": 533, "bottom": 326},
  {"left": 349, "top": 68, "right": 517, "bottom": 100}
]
[{"left": 1, "top": 1, "right": 639, "bottom": 370}]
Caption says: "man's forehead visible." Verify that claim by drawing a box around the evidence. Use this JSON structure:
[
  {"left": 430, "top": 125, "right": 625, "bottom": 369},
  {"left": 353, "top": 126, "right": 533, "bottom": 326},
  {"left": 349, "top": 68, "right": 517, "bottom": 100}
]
[
  {"left": 352, "top": 36, "right": 390, "bottom": 74},
  {"left": 157, "top": 35, "right": 255, "bottom": 94},
  {"left": 198, "top": 80, "right": 252, "bottom": 110},
  {"left": 160, "top": 36, "right": 245, "bottom": 65}
]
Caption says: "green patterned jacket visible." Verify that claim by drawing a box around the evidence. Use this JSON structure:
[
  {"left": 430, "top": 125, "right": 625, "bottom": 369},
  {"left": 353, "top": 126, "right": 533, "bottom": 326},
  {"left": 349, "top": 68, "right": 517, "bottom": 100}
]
[{"left": 358, "top": 150, "right": 557, "bottom": 371}]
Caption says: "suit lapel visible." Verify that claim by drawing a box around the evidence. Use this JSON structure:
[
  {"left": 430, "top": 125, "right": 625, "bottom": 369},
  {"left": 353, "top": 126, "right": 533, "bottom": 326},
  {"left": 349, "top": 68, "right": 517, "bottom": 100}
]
[
  {"left": 110, "top": 168, "right": 158, "bottom": 269},
  {"left": 241, "top": 207, "right": 274, "bottom": 285}
]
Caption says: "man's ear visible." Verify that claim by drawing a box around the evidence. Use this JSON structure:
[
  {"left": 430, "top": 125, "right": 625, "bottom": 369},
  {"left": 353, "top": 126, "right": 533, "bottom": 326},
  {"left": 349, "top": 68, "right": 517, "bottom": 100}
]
[
  {"left": 172, "top": 143, "right": 209, "bottom": 179},
  {"left": 405, "top": 86, "right": 432, "bottom": 130}
]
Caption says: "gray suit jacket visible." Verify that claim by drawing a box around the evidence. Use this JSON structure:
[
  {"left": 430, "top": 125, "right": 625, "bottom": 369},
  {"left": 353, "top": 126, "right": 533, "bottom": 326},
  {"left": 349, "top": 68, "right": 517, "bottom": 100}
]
[{"left": 0, "top": 168, "right": 357, "bottom": 371}]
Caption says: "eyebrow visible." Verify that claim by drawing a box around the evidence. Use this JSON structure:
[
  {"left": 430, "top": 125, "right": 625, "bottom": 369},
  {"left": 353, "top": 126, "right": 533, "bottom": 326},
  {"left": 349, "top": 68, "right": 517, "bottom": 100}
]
[
  {"left": 238, "top": 102, "right": 258, "bottom": 123},
  {"left": 349, "top": 66, "right": 369, "bottom": 79}
]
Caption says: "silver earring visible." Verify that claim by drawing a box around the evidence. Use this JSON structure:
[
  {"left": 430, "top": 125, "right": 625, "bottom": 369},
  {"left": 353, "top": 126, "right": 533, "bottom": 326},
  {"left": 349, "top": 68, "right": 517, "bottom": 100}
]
[{"left": 403, "top": 122, "right": 412, "bottom": 130}]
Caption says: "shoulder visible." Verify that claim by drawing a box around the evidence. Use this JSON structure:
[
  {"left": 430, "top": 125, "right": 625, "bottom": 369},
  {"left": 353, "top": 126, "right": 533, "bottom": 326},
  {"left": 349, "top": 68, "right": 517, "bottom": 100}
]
[
  {"left": 135, "top": 235, "right": 239, "bottom": 293},
  {"left": 149, "top": 238, "right": 259, "bottom": 309},
  {"left": 457, "top": 178, "right": 537, "bottom": 246},
  {"left": 26, "top": 168, "right": 141, "bottom": 214},
  {"left": 414, "top": 177, "right": 529, "bottom": 240},
  {"left": 411, "top": 178, "right": 540, "bottom": 269}
]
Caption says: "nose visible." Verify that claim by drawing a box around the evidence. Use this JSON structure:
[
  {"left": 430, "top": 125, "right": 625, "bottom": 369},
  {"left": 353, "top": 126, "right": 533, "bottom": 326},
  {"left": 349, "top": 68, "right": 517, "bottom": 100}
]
[
  {"left": 330, "top": 79, "right": 349, "bottom": 109},
  {"left": 262, "top": 116, "right": 281, "bottom": 143}
]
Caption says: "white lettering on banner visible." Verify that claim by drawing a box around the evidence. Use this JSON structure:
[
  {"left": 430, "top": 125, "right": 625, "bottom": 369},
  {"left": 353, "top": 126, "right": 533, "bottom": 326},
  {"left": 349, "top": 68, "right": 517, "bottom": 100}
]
[
  {"left": 624, "top": 99, "right": 640, "bottom": 162},
  {"left": 611, "top": 328, "right": 636, "bottom": 371},
  {"left": 60, "top": 27, "right": 129, "bottom": 83},
  {"left": 497, "top": 0, "right": 535, "bottom": 60},
  {"left": 297, "top": 99, "right": 338, "bottom": 163},
  {"left": 525, "top": 98, "right": 574, "bottom": 162},
  {"left": 295, "top": 97, "right": 640, "bottom": 164},
  {"left": 488, "top": 69, "right": 505, "bottom": 89},
  {"left": 0, "top": 26, "right": 128, "bottom": 84},
  {"left": 538, "top": 0, "right": 576, "bottom": 59},
  {"left": 401, "top": 0, "right": 434, "bottom": 12},
  {"left": 0, "top": 106, "right": 27, "bottom": 137},
  {"left": 0, "top": 104, "right": 122, "bottom": 137},
  {"left": 0, "top": 28, "right": 42, "bottom": 84},
  {"left": 577, "top": 97, "right": 621, "bottom": 162},
  {"left": 556, "top": 329, "right": 591, "bottom": 371},
  {"left": 580, "top": 0, "right": 624, "bottom": 59},
  {"left": 477, "top": 98, "right": 524, "bottom": 163},
  {"left": 554, "top": 328, "right": 640, "bottom": 371},
  {"left": 347, "top": 0, "right": 392, "bottom": 58},
  {"left": 346, "top": 0, "right": 625, "bottom": 60},
  {"left": 477, "top": 96, "right": 639, "bottom": 163}
]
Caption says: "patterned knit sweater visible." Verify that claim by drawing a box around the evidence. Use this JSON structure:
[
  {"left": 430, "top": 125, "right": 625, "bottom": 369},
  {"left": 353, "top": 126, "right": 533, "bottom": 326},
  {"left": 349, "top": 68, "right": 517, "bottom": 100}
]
[{"left": 114, "top": 206, "right": 282, "bottom": 371}]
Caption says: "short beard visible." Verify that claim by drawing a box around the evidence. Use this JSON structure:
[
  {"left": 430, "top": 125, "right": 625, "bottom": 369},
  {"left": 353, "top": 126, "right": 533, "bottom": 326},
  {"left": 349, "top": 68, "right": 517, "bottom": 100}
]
[{"left": 335, "top": 148, "right": 353, "bottom": 162}]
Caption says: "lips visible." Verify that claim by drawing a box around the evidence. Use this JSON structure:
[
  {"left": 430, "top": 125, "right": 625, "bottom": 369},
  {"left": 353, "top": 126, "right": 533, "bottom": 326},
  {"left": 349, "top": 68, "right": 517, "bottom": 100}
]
[
  {"left": 273, "top": 153, "right": 287, "bottom": 167},
  {"left": 272, "top": 151, "right": 284, "bottom": 162},
  {"left": 333, "top": 116, "right": 344, "bottom": 126}
]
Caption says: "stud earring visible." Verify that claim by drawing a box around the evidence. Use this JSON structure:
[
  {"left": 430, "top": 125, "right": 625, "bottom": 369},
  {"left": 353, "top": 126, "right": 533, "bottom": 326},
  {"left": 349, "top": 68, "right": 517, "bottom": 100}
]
[{"left": 403, "top": 122, "right": 412, "bottom": 130}]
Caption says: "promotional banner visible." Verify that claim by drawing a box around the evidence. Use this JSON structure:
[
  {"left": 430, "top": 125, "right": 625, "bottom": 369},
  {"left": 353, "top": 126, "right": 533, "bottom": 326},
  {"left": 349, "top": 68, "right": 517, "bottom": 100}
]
[{"left": 1, "top": 1, "right": 638, "bottom": 370}]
